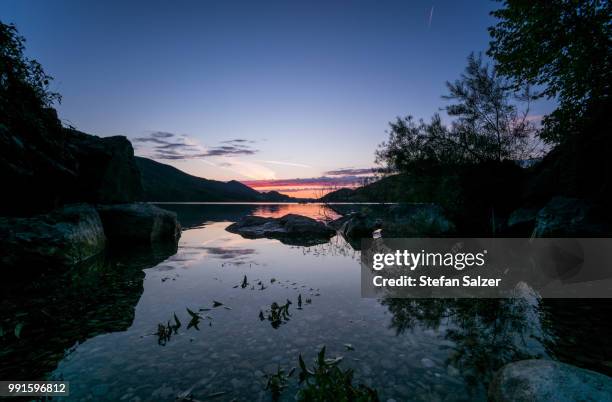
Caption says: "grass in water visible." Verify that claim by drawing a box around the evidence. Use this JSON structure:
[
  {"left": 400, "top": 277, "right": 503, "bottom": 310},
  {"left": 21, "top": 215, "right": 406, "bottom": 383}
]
[{"left": 264, "top": 346, "right": 379, "bottom": 401}]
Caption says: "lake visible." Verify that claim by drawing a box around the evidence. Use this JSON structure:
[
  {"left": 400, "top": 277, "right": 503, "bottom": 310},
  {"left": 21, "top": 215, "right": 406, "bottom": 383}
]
[{"left": 1, "top": 203, "right": 610, "bottom": 401}]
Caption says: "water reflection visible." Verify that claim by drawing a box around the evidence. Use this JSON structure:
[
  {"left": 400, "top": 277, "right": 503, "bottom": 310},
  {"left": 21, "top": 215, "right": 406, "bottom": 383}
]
[
  {"left": 381, "top": 296, "right": 547, "bottom": 392},
  {"left": 0, "top": 243, "right": 177, "bottom": 381},
  {"left": 1, "top": 204, "right": 610, "bottom": 401},
  {"left": 157, "top": 203, "right": 341, "bottom": 230}
]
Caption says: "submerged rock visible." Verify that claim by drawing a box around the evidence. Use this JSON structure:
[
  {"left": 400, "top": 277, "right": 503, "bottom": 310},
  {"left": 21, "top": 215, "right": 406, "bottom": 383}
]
[
  {"left": 97, "top": 203, "right": 181, "bottom": 245},
  {"left": 226, "top": 214, "right": 335, "bottom": 246},
  {"left": 534, "top": 197, "right": 612, "bottom": 236},
  {"left": 0, "top": 204, "right": 106, "bottom": 268},
  {"left": 489, "top": 359, "right": 612, "bottom": 402}
]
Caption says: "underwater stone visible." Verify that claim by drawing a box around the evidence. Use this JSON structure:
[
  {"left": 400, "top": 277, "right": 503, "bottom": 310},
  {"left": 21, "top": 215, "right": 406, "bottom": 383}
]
[{"left": 489, "top": 359, "right": 612, "bottom": 402}]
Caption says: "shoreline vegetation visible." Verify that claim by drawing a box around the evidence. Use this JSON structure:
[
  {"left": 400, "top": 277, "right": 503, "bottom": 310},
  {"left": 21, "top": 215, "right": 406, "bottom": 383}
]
[{"left": 1, "top": 1, "right": 611, "bottom": 401}]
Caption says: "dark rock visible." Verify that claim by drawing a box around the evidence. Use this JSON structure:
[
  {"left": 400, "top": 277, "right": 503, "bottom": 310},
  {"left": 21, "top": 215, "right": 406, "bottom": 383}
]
[
  {"left": 0, "top": 110, "right": 76, "bottom": 216},
  {"left": 327, "top": 213, "right": 355, "bottom": 231},
  {"left": 0, "top": 121, "right": 143, "bottom": 216},
  {"left": 534, "top": 197, "right": 612, "bottom": 237},
  {"left": 96, "top": 203, "right": 181, "bottom": 245},
  {"left": 0, "top": 204, "right": 106, "bottom": 268},
  {"left": 339, "top": 213, "right": 383, "bottom": 239},
  {"left": 226, "top": 214, "right": 335, "bottom": 246},
  {"left": 66, "top": 130, "right": 142, "bottom": 204},
  {"left": 489, "top": 359, "right": 612, "bottom": 402}
]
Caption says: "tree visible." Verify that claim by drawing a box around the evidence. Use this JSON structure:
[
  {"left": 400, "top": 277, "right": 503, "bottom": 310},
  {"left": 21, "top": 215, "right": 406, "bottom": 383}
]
[
  {"left": 0, "top": 21, "right": 61, "bottom": 135},
  {"left": 488, "top": 0, "right": 612, "bottom": 143},
  {"left": 375, "top": 114, "right": 459, "bottom": 172},
  {"left": 443, "top": 53, "right": 538, "bottom": 163},
  {"left": 376, "top": 54, "right": 539, "bottom": 173}
]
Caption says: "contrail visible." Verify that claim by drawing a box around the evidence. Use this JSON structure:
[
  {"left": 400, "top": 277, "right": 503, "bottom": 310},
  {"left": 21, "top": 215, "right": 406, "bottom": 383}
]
[
  {"left": 428, "top": 5, "right": 434, "bottom": 28},
  {"left": 260, "top": 160, "right": 312, "bottom": 168}
]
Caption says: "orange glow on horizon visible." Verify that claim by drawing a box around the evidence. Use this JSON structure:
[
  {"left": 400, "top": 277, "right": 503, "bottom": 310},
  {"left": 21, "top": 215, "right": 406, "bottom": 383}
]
[{"left": 245, "top": 184, "right": 359, "bottom": 199}]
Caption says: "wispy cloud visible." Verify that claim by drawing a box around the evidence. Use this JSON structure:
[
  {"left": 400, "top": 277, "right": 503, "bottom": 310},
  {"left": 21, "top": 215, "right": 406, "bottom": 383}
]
[
  {"left": 324, "top": 167, "right": 376, "bottom": 176},
  {"left": 221, "top": 138, "right": 256, "bottom": 144},
  {"left": 132, "top": 132, "right": 258, "bottom": 160},
  {"left": 427, "top": 5, "right": 434, "bottom": 28}
]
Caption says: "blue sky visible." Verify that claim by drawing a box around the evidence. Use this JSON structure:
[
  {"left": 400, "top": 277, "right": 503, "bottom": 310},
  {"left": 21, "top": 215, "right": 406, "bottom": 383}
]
[{"left": 1, "top": 0, "right": 554, "bottom": 194}]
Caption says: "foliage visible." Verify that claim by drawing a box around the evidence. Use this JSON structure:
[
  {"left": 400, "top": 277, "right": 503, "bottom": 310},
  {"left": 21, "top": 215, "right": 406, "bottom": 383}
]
[
  {"left": 0, "top": 21, "right": 60, "bottom": 107},
  {"left": 296, "top": 346, "right": 379, "bottom": 402},
  {"left": 381, "top": 298, "right": 540, "bottom": 388},
  {"left": 0, "top": 21, "right": 61, "bottom": 132},
  {"left": 376, "top": 54, "right": 539, "bottom": 172},
  {"left": 375, "top": 114, "right": 457, "bottom": 172},
  {"left": 444, "top": 53, "right": 539, "bottom": 162},
  {"left": 264, "top": 366, "right": 295, "bottom": 401},
  {"left": 260, "top": 300, "right": 292, "bottom": 329},
  {"left": 262, "top": 347, "right": 379, "bottom": 401},
  {"left": 488, "top": 0, "right": 612, "bottom": 143}
]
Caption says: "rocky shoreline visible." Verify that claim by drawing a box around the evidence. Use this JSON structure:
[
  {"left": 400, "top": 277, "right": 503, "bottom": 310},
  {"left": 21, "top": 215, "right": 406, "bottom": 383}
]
[
  {"left": 0, "top": 202, "right": 180, "bottom": 272},
  {"left": 1, "top": 117, "right": 181, "bottom": 272}
]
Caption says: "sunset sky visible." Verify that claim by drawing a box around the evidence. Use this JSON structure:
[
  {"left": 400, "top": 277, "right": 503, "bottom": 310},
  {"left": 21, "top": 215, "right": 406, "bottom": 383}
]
[{"left": 1, "top": 0, "right": 554, "bottom": 198}]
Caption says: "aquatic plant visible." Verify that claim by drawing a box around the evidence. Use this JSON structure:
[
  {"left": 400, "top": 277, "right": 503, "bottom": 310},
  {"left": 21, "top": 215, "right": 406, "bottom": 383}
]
[
  {"left": 264, "top": 365, "right": 295, "bottom": 401},
  {"left": 296, "top": 347, "right": 379, "bottom": 401},
  {"left": 154, "top": 313, "right": 181, "bottom": 345},
  {"left": 263, "top": 346, "right": 379, "bottom": 401},
  {"left": 261, "top": 300, "right": 292, "bottom": 329},
  {"left": 186, "top": 308, "right": 202, "bottom": 330}
]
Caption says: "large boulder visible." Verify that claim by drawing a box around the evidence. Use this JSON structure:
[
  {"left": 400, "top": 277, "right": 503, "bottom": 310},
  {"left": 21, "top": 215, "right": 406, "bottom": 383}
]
[
  {"left": 0, "top": 204, "right": 106, "bottom": 268},
  {"left": 489, "top": 359, "right": 612, "bottom": 402},
  {"left": 226, "top": 214, "right": 335, "bottom": 246},
  {"left": 534, "top": 197, "right": 612, "bottom": 237},
  {"left": 0, "top": 120, "right": 143, "bottom": 217},
  {"left": 96, "top": 203, "right": 181, "bottom": 245},
  {"left": 338, "top": 213, "right": 383, "bottom": 239},
  {"left": 66, "top": 130, "right": 143, "bottom": 205}
]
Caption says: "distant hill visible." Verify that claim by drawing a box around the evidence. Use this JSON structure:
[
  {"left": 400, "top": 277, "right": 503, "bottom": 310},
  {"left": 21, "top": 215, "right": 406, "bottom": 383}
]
[
  {"left": 320, "top": 175, "right": 405, "bottom": 202},
  {"left": 135, "top": 157, "right": 295, "bottom": 202}
]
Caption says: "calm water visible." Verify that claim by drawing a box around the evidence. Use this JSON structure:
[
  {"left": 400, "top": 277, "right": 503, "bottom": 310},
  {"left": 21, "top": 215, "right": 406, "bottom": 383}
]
[{"left": 1, "top": 203, "right": 610, "bottom": 401}]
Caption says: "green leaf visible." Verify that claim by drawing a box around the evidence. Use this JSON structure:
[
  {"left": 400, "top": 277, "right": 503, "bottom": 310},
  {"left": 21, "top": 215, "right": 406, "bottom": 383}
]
[
  {"left": 317, "top": 346, "right": 326, "bottom": 366},
  {"left": 14, "top": 322, "right": 23, "bottom": 339},
  {"left": 186, "top": 307, "right": 200, "bottom": 319},
  {"left": 325, "top": 356, "right": 343, "bottom": 366}
]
